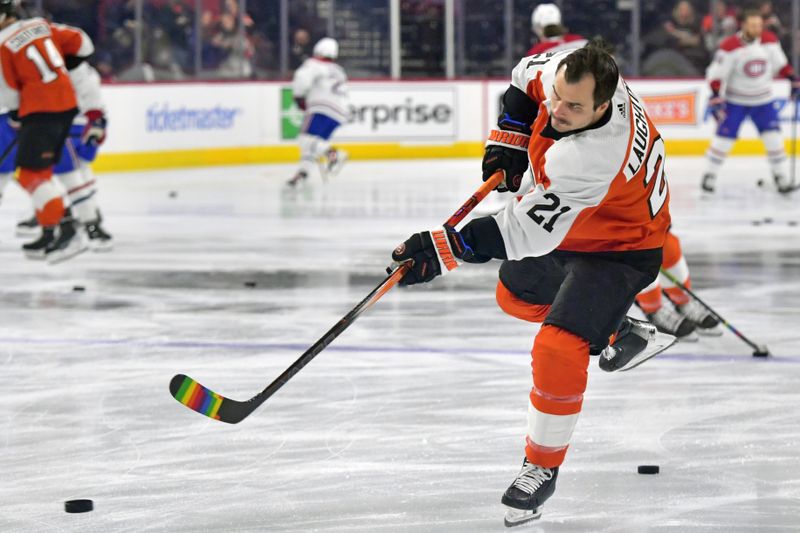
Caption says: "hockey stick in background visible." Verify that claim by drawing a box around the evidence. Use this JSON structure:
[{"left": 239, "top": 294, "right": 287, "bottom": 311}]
[
  {"left": 0, "top": 136, "right": 18, "bottom": 167},
  {"left": 790, "top": 94, "right": 797, "bottom": 190},
  {"left": 169, "top": 171, "right": 506, "bottom": 424},
  {"left": 659, "top": 268, "right": 769, "bottom": 357}
]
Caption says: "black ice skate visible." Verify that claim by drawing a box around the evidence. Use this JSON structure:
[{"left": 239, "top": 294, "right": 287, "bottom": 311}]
[
  {"left": 646, "top": 305, "right": 697, "bottom": 339},
  {"left": 85, "top": 220, "right": 113, "bottom": 252},
  {"left": 598, "top": 316, "right": 676, "bottom": 372},
  {"left": 45, "top": 214, "right": 88, "bottom": 264},
  {"left": 16, "top": 214, "right": 39, "bottom": 237},
  {"left": 701, "top": 173, "right": 716, "bottom": 193},
  {"left": 758, "top": 173, "right": 799, "bottom": 194},
  {"left": 773, "top": 173, "right": 797, "bottom": 195},
  {"left": 21, "top": 226, "right": 55, "bottom": 260},
  {"left": 676, "top": 299, "right": 722, "bottom": 336},
  {"left": 501, "top": 458, "right": 558, "bottom": 527},
  {"left": 286, "top": 170, "right": 308, "bottom": 188}
]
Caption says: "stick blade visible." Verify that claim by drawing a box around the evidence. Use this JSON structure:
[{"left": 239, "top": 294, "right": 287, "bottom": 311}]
[{"left": 169, "top": 373, "right": 248, "bottom": 424}]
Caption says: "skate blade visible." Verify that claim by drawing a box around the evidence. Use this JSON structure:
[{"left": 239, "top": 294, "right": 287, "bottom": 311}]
[
  {"left": 23, "top": 250, "right": 47, "bottom": 261},
  {"left": 696, "top": 325, "right": 723, "bottom": 337},
  {"left": 46, "top": 241, "right": 88, "bottom": 264},
  {"left": 504, "top": 507, "right": 542, "bottom": 527},
  {"left": 16, "top": 227, "right": 40, "bottom": 238},
  {"left": 618, "top": 331, "right": 676, "bottom": 372},
  {"left": 89, "top": 240, "right": 114, "bottom": 253}
]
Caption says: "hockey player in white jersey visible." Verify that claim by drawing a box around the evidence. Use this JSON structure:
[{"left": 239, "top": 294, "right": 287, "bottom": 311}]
[
  {"left": 702, "top": 7, "right": 800, "bottom": 193},
  {"left": 286, "top": 37, "right": 350, "bottom": 187},
  {"left": 390, "top": 41, "right": 676, "bottom": 526}
]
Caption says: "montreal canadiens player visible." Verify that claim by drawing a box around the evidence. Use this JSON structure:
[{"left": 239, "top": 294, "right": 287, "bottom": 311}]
[
  {"left": 286, "top": 37, "right": 350, "bottom": 187},
  {"left": 702, "top": 7, "right": 800, "bottom": 193},
  {"left": 527, "top": 3, "right": 587, "bottom": 56}
]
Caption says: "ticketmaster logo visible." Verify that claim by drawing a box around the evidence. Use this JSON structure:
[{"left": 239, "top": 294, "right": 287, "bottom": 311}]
[{"left": 146, "top": 104, "right": 242, "bottom": 132}]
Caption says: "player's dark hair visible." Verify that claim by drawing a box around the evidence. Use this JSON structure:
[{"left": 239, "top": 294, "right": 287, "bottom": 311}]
[
  {"left": 557, "top": 38, "right": 619, "bottom": 110},
  {"left": 542, "top": 24, "right": 564, "bottom": 38},
  {"left": 738, "top": 7, "right": 761, "bottom": 22}
]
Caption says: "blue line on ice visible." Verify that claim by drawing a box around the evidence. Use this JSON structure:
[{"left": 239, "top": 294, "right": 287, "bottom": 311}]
[{"left": 0, "top": 336, "right": 796, "bottom": 363}]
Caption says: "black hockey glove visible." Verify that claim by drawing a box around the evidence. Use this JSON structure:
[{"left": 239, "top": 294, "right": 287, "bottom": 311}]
[
  {"left": 482, "top": 144, "right": 529, "bottom": 193},
  {"left": 389, "top": 226, "right": 473, "bottom": 286},
  {"left": 7, "top": 109, "right": 19, "bottom": 130}
]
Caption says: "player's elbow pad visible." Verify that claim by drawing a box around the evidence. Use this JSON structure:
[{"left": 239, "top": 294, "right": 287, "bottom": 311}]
[{"left": 65, "top": 54, "right": 93, "bottom": 71}]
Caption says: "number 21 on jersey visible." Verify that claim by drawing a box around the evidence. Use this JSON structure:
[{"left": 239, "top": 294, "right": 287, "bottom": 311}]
[
  {"left": 644, "top": 136, "right": 668, "bottom": 218},
  {"left": 26, "top": 38, "right": 65, "bottom": 83}
]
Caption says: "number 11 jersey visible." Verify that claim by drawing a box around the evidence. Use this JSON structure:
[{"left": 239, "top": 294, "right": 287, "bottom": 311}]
[{"left": 0, "top": 18, "right": 93, "bottom": 117}]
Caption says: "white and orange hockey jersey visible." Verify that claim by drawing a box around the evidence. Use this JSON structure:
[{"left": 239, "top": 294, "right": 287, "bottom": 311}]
[
  {"left": 292, "top": 57, "right": 350, "bottom": 123},
  {"left": 706, "top": 30, "right": 792, "bottom": 105},
  {"left": 491, "top": 49, "right": 671, "bottom": 259},
  {"left": 0, "top": 18, "right": 93, "bottom": 117}
]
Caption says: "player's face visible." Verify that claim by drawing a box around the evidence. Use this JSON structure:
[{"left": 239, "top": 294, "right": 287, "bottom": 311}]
[
  {"left": 741, "top": 15, "right": 763, "bottom": 40},
  {"left": 550, "top": 67, "right": 610, "bottom": 132}
]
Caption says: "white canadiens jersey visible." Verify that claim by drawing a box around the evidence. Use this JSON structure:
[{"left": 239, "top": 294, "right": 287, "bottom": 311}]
[
  {"left": 69, "top": 62, "right": 104, "bottom": 114},
  {"left": 292, "top": 57, "right": 349, "bottom": 123},
  {"left": 706, "top": 31, "right": 789, "bottom": 105},
  {"left": 492, "top": 49, "right": 670, "bottom": 259}
]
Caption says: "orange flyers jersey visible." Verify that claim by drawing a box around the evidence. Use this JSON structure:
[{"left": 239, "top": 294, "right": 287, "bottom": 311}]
[
  {"left": 491, "top": 49, "right": 671, "bottom": 259},
  {"left": 0, "top": 18, "right": 94, "bottom": 117}
]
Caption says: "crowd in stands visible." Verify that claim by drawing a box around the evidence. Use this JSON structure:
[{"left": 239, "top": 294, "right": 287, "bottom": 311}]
[
  {"left": 639, "top": 0, "right": 793, "bottom": 76},
  {"left": 36, "top": 0, "right": 798, "bottom": 80}
]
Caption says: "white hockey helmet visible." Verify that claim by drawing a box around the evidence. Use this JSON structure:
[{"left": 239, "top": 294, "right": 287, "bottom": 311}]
[
  {"left": 313, "top": 37, "right": 339, "bottom": 60},
  {"left": 531, "top": 3, "right": 562, "bottom": 38}
]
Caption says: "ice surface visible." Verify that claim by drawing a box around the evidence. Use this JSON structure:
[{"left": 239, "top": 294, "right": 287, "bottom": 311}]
[{"left": 0, "top": 157, "right": 798, "bottom": 532}]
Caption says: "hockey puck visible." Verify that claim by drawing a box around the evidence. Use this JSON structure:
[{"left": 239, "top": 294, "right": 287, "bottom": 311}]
[
  {"left": 789, "top": 220, "right": 798, "bottom": 227},
  {"left": 763, "top": 217, "right": 774, "bottom": 224},
  {"left": 65, "top": 499, "right": 93, "bottom": 513},
  {"left": 637, "top": 465, "right": 659, "bottom": 475},
  {"left": 751, "top": 220, "right": 762, "bottom": 226},
  {"left": 244, "top": 281, "right": 257, "bottom": 288},
  {"left": 168, "top": 190, "right": 178, "bottom": 198},
  {"left": 72, "top": 286, "right": 85, "bottom": 292},
  {"left": 757, "top": 178, "right": 765, "bottom": 187}
]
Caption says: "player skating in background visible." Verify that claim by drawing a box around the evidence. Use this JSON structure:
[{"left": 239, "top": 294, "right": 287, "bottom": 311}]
[
  {"left": 635, "top": 229, "right": 721, "bottom": 340},
  {"left": 702, "top": 7, "right": 800, "bottom": 193},
  {"left": 528, "top": 3, "right": 587, "bottom": 56},
  {"left": 477, "top": 3, "right": 587, "bottom": 217},
  {"left": 286, "top": 37, "right": 349, "bottom": 187},
  {"left": 390, "top": 42, "right": 675, "bottom": 526},
  {"left": 5, "top": 61, "right": 112, "bottom": 251},
  {"left": 0, "top": 0, "right": 94, "bottom": 262}
]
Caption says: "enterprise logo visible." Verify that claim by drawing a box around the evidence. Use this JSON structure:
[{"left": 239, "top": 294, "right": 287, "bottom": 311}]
[{"left": 146, "top": 104, "right": 242, "bottom": 132}]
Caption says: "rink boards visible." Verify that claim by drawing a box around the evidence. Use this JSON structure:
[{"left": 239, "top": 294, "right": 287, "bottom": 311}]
[{"left": 94, "top": 78, "right": 796, "bottom": 172}]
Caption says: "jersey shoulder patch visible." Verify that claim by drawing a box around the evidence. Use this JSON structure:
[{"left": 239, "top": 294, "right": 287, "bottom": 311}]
[{"left": 719, "top": 34, "right": 743, "bottom": 52}]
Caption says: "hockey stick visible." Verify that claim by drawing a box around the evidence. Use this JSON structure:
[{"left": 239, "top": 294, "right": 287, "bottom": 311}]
[
  {"left": 0, "top": 136, "right": 18, "bottom": 167},
  {"left": 659, "top": 268, "right": 769, "bottom": 356},
  {"left": 169, "top": 171, "right": 506, "bottom": 423},
  {"left": 790, "top": 94, "right": 797, "bottom": 190}
]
